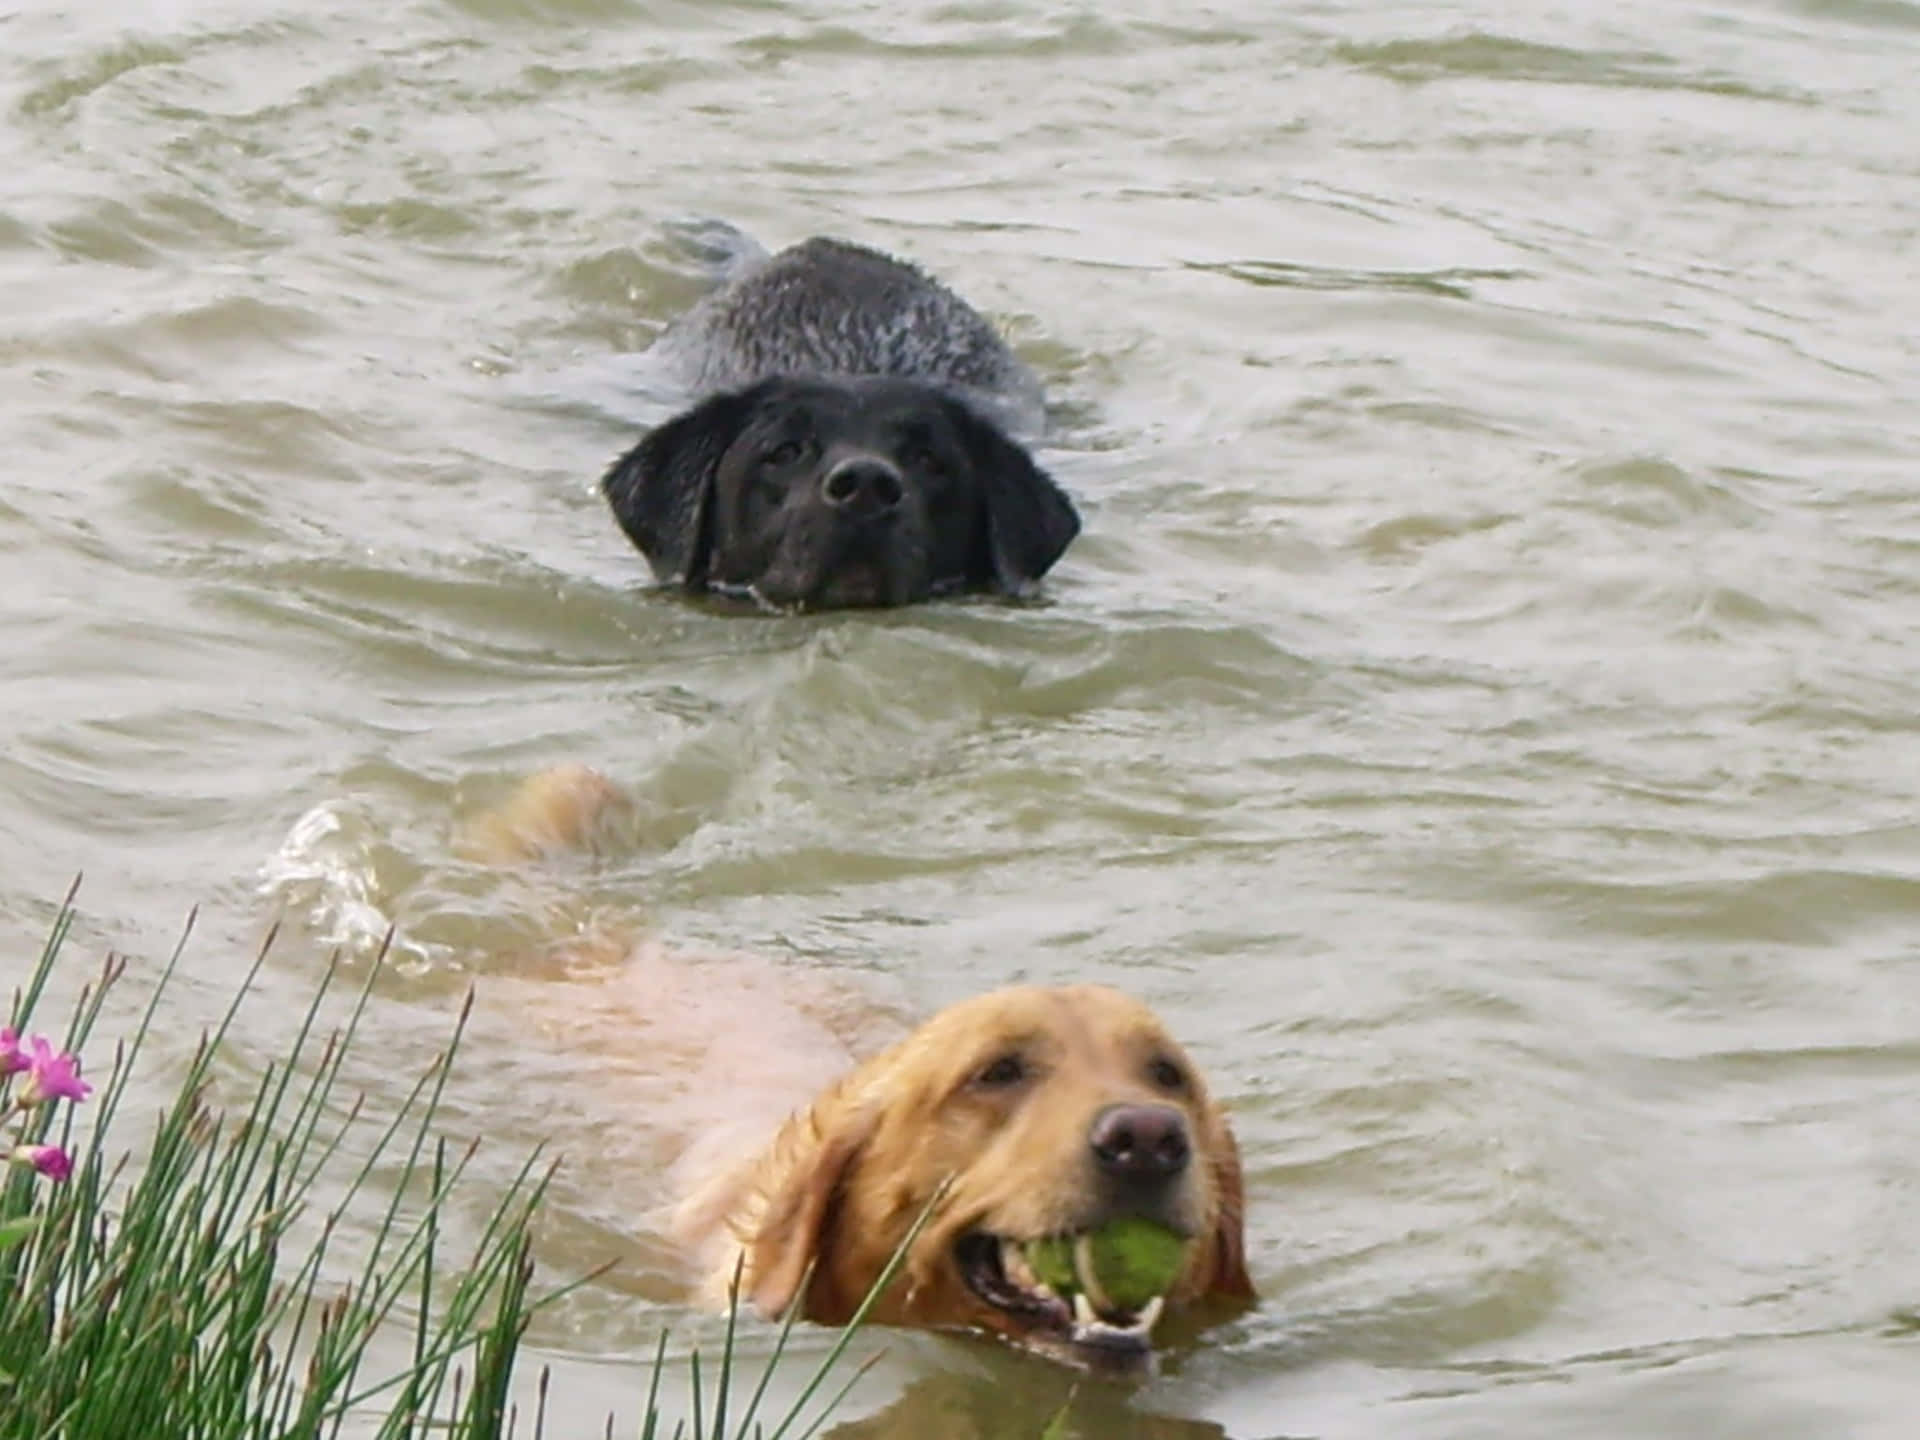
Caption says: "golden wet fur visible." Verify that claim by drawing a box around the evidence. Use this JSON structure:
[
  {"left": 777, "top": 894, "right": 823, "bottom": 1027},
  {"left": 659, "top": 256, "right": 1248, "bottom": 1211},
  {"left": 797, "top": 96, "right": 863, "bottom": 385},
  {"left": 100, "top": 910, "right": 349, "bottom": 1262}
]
[
  {"left": 674, "top": 985, "right": 1253, "bottom": 1338},
  {"left": 467, "top": 766, "right": 1254, "bottom": 1355}
]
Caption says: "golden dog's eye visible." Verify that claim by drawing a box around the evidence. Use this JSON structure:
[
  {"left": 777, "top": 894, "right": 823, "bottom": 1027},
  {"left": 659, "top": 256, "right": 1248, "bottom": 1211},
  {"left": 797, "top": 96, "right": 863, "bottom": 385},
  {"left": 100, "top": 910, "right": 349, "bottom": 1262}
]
[
  {"left": 1148, "top": 1056, "right": 1187, "bottom": 1092},
  {"left": 974, "top": 1053, "right": 1027, "bottom": 1088}
]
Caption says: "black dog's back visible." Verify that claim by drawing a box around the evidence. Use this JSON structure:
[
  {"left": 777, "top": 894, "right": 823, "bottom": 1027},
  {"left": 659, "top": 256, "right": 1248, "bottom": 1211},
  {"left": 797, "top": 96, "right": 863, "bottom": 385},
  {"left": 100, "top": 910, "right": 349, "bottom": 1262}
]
[{"left": 647, "top": 238, "right": 1045, "bottom": 436}]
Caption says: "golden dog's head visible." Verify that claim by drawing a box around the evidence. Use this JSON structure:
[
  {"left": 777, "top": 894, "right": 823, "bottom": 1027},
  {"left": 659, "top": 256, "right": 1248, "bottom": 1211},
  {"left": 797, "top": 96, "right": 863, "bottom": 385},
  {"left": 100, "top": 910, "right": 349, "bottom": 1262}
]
[{"left": 737, "top": 984, "right": 1253, "bottom": 1372}]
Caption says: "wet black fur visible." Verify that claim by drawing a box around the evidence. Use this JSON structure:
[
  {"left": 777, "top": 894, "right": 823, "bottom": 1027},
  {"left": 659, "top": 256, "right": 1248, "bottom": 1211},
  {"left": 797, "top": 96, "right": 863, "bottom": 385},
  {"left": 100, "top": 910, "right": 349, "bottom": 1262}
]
[
  {"left": 602, "top": 374, "right": 1079, "bottom": 611},
  {"left": 601, "top": 237, "right": 1078, "bottom": 610}
]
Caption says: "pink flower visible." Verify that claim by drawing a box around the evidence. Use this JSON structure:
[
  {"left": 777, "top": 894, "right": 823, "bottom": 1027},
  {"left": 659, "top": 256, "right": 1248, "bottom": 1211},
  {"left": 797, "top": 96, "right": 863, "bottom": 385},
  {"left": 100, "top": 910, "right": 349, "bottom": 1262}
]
[
  {"left": 11, "top": 1143, "right": 73, "bottom": 1182},
  {"left": 0, "top": 1027, "right": 23, "bottom": 1077},
  {"left": 18, "top": 1035, "right": 91, "bottom": 1107}
]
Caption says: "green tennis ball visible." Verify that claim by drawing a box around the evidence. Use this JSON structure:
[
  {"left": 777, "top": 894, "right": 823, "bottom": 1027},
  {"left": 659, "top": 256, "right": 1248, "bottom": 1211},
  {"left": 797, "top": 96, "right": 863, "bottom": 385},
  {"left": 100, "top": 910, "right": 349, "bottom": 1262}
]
[
  {"left": 1023, "top": 1235, "right": 1078, "bottom": 1294},
  {"left": 1080, "top": 1217, "right": 1189, "bottom": 1312},
  {"left": 1021, "top": 1219, "right": 1189, "bottom": 1313}
]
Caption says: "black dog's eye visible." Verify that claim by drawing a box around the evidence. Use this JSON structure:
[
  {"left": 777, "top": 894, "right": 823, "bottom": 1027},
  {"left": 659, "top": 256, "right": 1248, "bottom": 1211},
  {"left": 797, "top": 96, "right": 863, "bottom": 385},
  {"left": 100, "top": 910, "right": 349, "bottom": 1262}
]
[
  {"left": 1147, "top": 1056, "right": 1187, "bottom": 1092},
  {"left": 762, "top": 438, "right": 807, "bottom": 467},
  {"left": 974, "top": 1053, "right": 1028, "bottom": 1089},
  {"left": 900, "top": 440, "right": 950, "bottom": 481}
]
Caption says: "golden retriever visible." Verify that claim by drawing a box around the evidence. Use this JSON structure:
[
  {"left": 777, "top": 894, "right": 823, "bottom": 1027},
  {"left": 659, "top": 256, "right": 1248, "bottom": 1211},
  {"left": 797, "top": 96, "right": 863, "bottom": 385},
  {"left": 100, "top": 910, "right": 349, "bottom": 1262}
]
[
  {"left": 674, "top": 982, "right": 1254, "bottom": 1371},
  {"left": 466, "top": 766, "right": 1255, "bottom": 1372}
]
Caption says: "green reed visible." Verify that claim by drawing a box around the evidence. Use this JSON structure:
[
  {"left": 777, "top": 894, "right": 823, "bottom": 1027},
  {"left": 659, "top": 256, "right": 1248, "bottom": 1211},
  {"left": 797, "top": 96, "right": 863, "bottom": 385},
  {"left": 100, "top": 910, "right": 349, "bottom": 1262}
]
[{"left": 0, "top": 884, "right": 886, "bottom": 1440}]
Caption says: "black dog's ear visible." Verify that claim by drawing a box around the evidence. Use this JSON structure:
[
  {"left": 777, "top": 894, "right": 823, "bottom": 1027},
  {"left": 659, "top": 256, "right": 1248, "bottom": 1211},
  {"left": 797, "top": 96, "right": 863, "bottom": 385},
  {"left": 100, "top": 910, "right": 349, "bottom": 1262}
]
[
  {"left": 601, "top": 386, "right": 761, "bottom": 587},
  {"left": 945, "top": 400, "right": 1081, "bottom": 595}
]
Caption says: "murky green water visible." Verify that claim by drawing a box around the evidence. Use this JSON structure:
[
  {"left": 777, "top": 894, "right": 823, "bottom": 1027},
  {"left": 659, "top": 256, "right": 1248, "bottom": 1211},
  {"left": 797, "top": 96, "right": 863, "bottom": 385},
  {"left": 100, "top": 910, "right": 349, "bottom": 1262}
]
[{"left": 6, "top": 0, "right": 1920, "bottom": 1434}]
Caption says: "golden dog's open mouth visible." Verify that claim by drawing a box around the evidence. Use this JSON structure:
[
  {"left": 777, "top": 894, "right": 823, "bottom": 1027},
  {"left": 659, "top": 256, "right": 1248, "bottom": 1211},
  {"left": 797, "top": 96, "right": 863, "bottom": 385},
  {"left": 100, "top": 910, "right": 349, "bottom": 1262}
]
[{"left": 953, "top": 1221, "right": 1191, "bottom": 1372}]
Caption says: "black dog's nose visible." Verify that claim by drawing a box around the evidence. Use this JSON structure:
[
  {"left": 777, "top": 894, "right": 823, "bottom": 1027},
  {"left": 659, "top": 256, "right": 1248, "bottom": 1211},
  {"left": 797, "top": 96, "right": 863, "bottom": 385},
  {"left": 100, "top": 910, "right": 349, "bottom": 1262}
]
[
  {"left": 1089, "top": 1104, "right": 1191, "bottom": 1184},
  {"left": 821, "top": 458, "right": 905, "bottom": 516}
]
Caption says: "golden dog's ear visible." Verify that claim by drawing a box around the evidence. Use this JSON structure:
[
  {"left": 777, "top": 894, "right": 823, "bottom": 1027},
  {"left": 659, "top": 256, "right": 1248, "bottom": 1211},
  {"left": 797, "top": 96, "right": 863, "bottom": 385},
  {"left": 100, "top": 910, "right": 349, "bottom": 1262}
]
[
  {"left": 1205, "top": 1122, "right": 1256, "bottom": 1299},
  {"left": 748, "top": 1104, "right": 879, "bottom": 1323}
]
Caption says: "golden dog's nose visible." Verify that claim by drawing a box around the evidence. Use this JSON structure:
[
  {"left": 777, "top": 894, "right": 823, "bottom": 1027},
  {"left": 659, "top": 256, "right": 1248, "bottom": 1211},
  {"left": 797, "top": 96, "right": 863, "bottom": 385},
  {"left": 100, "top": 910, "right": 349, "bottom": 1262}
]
[{"left": 1089, "top": 1103, "right": 1191, "bottom": 1184}]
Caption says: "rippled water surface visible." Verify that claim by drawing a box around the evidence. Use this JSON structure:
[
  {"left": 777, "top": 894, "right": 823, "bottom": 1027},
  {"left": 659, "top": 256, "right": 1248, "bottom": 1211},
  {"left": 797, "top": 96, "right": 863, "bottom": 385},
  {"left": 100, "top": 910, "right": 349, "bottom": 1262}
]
[{"left": 6, "top": 0, "right": 1920, "bottom": 1434}]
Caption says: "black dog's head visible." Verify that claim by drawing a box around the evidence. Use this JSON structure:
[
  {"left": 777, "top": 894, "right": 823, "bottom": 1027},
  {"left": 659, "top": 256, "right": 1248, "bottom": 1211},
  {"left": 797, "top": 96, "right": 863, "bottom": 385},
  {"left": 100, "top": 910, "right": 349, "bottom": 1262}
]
[{"left": 601, "top": 376, "right": 1080, "bottom": 611}]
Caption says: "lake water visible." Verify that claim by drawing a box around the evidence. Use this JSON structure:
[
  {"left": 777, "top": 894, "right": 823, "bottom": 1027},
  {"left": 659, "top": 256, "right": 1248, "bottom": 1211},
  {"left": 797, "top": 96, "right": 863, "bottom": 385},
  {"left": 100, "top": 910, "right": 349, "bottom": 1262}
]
[{"left": 4, "top": 0, "right": 1919, "bottom": 1435}]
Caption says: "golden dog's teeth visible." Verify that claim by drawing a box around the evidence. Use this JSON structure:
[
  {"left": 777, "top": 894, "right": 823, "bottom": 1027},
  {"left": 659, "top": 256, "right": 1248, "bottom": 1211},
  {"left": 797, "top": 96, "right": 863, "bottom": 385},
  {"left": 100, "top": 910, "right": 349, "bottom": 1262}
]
[
  {"left": 1133, "top": 1296, "right": 1165, "bottom": 1336},
  {"left": 1071, "top": 1233, "right": 1116, "bottom": 1315},
  {"left": 1000, "top": 1238, "right": 1041, "bottom": 1292}
]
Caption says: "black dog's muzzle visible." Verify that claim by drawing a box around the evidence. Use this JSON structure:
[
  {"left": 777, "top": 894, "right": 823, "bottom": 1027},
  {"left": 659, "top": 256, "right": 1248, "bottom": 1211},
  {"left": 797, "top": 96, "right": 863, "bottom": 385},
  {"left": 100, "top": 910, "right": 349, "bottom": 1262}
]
[{"left": 821, "top": 456, "right": 906, "bottom": 527}]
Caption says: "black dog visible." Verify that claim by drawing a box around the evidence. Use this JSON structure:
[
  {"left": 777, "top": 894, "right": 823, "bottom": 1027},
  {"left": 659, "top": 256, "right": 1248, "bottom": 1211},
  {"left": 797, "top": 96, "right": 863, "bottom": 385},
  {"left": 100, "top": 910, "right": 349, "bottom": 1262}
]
[{"left": 602, "top": 238, "right": 1080, "bottom": 611}]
